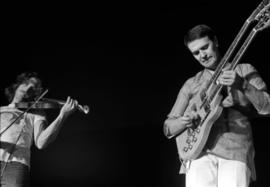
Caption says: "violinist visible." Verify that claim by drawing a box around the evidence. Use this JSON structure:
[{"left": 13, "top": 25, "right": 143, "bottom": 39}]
[
  {"left": 163, "top": 25, "right": 270, "bottom": 187},
  {"left": 0, "top": 72, "right": 78, "bottom": 187}
]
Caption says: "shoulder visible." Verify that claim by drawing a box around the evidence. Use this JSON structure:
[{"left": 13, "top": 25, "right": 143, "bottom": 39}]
[
  {"left": 237, "top": 63, "right": 267, "bottom": 89},
  {"left": 0, "top": 105, "right": 21, "bottom": 113},
  {"left": 178, "top": 70, "right": 204, "bottom": 96},
  {"left": 235, "top": 63, "right": 258, "bottom": 76},
  {"left": 184, "top": 70, "right": 204, "bottom": 86},
  {"left": 0, "top": 106, "right": 8, "bottom": 110}
]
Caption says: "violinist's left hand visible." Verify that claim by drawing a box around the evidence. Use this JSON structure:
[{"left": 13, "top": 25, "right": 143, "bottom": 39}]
[
  {"left": 218, "top": 69, "right": 244, "bottom": 89},
  {"left": 60, "top": 96, "right": 78, "bottom": 118}
]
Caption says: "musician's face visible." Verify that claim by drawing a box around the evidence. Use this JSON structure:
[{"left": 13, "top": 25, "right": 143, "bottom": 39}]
[
  {"left": 187, "top": 36, "right": 219, "bottom": 69},
  {"left": 13, "top": 77, "right": 39, "bottom": 103}
]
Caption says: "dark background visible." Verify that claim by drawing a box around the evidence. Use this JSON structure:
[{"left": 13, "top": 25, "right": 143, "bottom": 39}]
[{"left": 1, "top": 0, "right": 270, "bottom": 186}]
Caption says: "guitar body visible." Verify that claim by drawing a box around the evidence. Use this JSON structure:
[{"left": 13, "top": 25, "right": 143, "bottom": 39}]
[{"left": 176, "top": 86, "right": 224, "bottom": 161}]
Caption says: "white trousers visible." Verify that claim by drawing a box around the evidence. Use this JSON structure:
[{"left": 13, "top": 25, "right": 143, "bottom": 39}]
[{"left": 186, "top": 154, "right": 251, "bottom": 187}]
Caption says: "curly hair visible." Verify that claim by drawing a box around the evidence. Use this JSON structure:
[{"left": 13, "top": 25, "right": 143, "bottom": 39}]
[{"left": 5, "top": 72, "right": 43, "bottom": 102}]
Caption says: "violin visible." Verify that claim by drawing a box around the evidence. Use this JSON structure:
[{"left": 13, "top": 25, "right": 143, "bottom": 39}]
[{"left": 15, "top": 98, "right": 90, "bottom": 114}]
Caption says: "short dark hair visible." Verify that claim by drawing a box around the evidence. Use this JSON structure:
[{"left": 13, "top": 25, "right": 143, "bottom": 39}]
[
  {"left": 184, "top": 24, "right": 217, "bottom": 47},
  {"left": 5, "top": 72, "right": 43, "bottom": 102}
]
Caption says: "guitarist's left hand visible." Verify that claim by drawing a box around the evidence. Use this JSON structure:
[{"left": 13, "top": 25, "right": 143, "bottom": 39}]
[{"left": 218, "top": 69, "right": 244, "bottom": 89}]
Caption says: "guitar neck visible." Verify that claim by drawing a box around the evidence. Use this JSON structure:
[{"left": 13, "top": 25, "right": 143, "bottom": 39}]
[
  {"left": 201, "top": 0, "right": 270, "bottom": 107},
  {"left": 230, "top": 29, "right": 258, "bottom": 70},
  {"left": 211, "top": 21, "right": 250, "bottom": 82},
  {"left": 206, "top": 0, "right": 268, "bottom": 89}
]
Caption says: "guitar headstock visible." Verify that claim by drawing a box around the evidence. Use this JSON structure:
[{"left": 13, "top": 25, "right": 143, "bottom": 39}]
[
  {"left": 255, "top": 2, "right": 270, "bottom": 31},
  {"left": 248, "top": 0, "right": 270, "bottom": 22}
]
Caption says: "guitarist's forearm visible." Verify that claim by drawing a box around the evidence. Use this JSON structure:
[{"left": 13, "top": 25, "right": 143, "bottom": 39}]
[
  {"left": 243, "top": 81, "right": 270, "bottom": 115},
  {"left": 164, "top": 117, "right": 187, "bottom": 139}
]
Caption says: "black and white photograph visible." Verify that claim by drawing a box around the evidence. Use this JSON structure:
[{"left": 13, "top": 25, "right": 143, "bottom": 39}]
[{"left": 1, "top": 0, "right": 270, "bottom": 187}]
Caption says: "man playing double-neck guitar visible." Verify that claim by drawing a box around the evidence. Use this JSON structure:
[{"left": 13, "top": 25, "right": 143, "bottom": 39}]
[{"left": 164, "top": 24, "right": 270, "bottom": 187}]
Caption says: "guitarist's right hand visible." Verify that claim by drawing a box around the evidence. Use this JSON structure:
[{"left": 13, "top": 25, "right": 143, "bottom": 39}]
[
  {"left": 180, "top": 116, "right": 193, "bottom": 128},
  {"left": 183, "top": 111, "right": 200, "bottom": 128}
]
